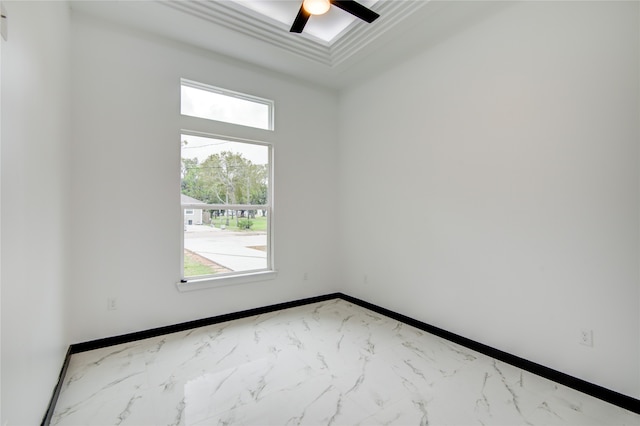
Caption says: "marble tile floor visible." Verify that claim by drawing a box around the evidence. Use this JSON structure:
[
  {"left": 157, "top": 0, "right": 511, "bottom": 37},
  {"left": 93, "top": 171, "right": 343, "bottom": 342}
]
[{"left": 51, "top": 299, "right": 639, "bottom": 425}]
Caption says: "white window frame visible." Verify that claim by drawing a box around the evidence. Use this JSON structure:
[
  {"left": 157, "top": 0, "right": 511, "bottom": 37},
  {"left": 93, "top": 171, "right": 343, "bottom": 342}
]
[
  {"left": 180, "top": 78, "right": 275, "bottom": 131},
  {"left": 179, "top": 133, "right": 276, "bottom": 291},
  {"left": 177, "top": 79, "right": 277, "bottom": 292}
]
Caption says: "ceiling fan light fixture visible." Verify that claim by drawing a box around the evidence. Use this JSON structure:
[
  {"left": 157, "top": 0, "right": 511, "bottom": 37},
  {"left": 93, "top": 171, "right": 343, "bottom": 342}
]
[
  {"left": 302, "top": 0, "right": 331, "bottom": 16},
  {"left": 290, "top": 0, "right": 379, "bottom": 33}
]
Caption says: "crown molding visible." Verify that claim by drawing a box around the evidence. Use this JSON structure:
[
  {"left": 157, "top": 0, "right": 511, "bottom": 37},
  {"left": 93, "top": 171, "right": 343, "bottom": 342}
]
[
  {"left": 161, "top": 0, "right": 429, "bottom": 69},
  {"left": 330, "top": 1, "right": 428, "bottom": 67},
  {"left": 162, "top": 0, "right": 333, "bottom": 66},
  {"left": 70, "top": 0, "right": 493, "bottom": 89}
]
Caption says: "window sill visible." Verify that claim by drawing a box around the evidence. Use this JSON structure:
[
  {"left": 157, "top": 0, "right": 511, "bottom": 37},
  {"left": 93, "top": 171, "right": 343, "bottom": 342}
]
[{"left": 176, "top": 270, "right": 278, "bottom": 292}]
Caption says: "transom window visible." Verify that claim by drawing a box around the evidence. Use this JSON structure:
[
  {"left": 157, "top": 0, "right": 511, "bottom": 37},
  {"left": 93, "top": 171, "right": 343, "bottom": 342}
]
[{"left": 180, "top": 79, "right": 274, "bottom": 131}]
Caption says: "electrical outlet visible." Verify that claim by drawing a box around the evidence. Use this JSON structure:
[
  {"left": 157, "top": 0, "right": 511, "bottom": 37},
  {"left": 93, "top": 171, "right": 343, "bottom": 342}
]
[
  {"left": 580, "top": 329, "right": 593, "bottom": 347},
  {"left": 363, "top": 274, "right": 368, "bottom": 284},
  {"left": 303, "top": 272, "right": 308, "bottom": 280},
  {"left": 107, "top": 297, "right": 117, "bottom": 311}
]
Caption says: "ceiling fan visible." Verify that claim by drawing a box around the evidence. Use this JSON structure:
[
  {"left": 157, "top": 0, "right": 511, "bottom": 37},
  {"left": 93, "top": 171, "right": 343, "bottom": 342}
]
[{"left": 290, "top": 0, "right": 380, "bottom": 33}]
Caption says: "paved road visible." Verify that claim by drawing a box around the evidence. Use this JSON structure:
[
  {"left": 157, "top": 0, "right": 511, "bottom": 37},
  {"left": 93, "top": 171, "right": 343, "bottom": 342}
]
[{"left": 184, "top": 225, "right": 267, "bottom": 272}]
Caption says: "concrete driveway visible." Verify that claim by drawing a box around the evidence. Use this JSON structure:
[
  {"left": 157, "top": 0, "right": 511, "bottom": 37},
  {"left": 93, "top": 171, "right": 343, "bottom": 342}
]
[{"left": 184, "top": 225, "right": 267, "bottom": 272}]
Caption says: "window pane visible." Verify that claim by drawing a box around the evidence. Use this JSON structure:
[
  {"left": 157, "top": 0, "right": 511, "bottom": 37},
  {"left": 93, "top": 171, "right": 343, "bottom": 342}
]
[
  {"left": 183, "top": 212, "right": 268, "bottom": 277},
  {"left": 181, "top": 134, "right": 270, "bottom": 278},
  {"left": 181, "top": 80, "right": 273, "bottom": 130},
  {"left": 181, "top": 135, "right": 269, "bottom": 206}
]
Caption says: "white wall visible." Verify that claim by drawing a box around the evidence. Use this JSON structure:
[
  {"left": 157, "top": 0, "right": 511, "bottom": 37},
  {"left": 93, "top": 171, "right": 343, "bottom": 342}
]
[
  {"left": 2, "top": 2, "right": 638, "bottom": 421},
  {"left": 0, "top": 1, "right": 71, "bottom": 424},
  {"left": 339, "top": 1, "right": 640, "bottom": 398},
  {"left": 68, "top": 12, "right": 340, "bottom": 343}
]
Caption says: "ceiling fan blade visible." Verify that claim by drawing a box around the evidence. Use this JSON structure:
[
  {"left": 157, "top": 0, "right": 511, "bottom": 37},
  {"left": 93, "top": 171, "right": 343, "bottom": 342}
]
[
  {"left": 290, "top": 5, "right": 311, "bottom": 33},
  {"left": 330, "top": 0, "right": 379, "bottom": 23}
]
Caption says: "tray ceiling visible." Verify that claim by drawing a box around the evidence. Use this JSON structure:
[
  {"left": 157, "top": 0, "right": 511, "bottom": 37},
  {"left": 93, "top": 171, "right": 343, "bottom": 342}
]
[
  {"left": 228, "top": 0, "right": 381, "bottom": 43},
  {"left": 70, "top": 1, "right": 508, "bottom": 89},
  {"left": 161, "top": 0, "right": 427, "bottom": 67}
]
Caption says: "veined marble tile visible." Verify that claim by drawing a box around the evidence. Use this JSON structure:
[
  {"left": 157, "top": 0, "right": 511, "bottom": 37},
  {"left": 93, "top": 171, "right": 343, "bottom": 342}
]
[{"left": 51, "top": 299, "right": 640, "bottom": 426}]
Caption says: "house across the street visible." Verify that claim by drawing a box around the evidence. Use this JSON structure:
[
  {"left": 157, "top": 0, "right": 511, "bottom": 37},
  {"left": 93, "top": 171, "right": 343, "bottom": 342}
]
[{"left": 181, "top": 194, "right": 207, "bottom": 225}]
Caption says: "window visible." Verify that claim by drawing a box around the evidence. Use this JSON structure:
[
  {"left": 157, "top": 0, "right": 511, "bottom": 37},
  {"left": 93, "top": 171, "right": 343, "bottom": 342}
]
[
  {"left": 181, "top": 134, "right": 272, "bottom": 282},
  {"left": 180, "top": 79, "right": 274, "bottom": 131},
  {"left": 179, "top": 80, "right": 275, "bottom": 290}
]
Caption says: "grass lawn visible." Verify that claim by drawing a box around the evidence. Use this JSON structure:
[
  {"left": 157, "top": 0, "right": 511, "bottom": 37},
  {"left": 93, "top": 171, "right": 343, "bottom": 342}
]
[
  {"left": 184, "top": 251, "right": 217, "bottom": 276},
  {"left": 211, "top": 215, "right": 267, "bottom": 232}
]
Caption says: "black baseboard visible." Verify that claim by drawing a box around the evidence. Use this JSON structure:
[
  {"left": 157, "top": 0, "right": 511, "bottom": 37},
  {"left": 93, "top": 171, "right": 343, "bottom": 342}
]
[
  {"left": 70, "top": 293, "right": 343, "bottom": 354},
  {"left": 42, "top": 292, "right": 640, "bottom": 424},
  {"left": 338, "top": 293, "right": 640, "bottom": 415},
  {"left": 41, "top": 346, "right": 73, "bottom": 426},
  {"left": 41, "top": 293, "right": 342, "bottom": 425}
]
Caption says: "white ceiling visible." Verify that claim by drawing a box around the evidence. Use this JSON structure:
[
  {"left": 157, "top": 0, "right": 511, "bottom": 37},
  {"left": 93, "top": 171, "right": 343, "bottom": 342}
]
[{"left": 70, "top": 1, "right": 508, "bottom": 90}]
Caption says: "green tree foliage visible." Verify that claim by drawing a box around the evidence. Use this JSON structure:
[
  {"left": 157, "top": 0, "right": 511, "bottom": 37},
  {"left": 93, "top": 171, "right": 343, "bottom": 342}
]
[{"left": 181, "top": 151, "right": 268, "bottom": 216}]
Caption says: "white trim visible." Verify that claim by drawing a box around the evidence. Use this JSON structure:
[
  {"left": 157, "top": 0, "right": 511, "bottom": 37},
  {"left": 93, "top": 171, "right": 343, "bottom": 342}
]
[
  {"left": 180, "top": 205, "right": 185, "bottom": 280},
  {"left": 176, "top": 270, "right": 278, "bottom": 292},
  {"left": 165, "top": 1, "right": 334, "bottom": 66},
  {"left": 266, "top": 143, "right": 275, "bottom": 272},
  {"left": 163, "top": 1, "right": 428, "bottom": 68},
  {"left": 181, "top": 127, "right": 275, "bottom": 146}
]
